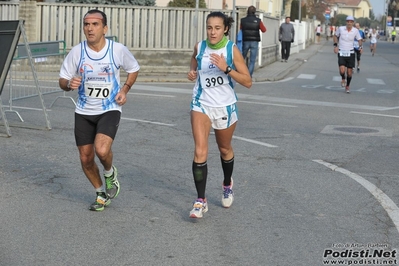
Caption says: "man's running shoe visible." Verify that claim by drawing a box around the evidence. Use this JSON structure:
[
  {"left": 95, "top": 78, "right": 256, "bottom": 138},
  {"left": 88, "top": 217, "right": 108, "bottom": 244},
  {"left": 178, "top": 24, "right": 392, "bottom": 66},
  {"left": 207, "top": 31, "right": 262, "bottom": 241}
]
[
  {"left": 345, "top": 86, "right": 350, "bottom": 94},
  {"left": 189, "top": 198, "right": 208, "bottom": 218},
  {"left": 221, "top": 179, "right": 234, "bottom": 208},
  {"left": 105, "top": 165, "right": 120, "bottom": 199},
  {"left": 357, "top": 68, "right": 360, "bottom": 73},
  {"left": 341, "top": 80, "right": 346, "bottom": 87},
  {"left": 89, "top": 192, "right": 111, "bottom": 211}
]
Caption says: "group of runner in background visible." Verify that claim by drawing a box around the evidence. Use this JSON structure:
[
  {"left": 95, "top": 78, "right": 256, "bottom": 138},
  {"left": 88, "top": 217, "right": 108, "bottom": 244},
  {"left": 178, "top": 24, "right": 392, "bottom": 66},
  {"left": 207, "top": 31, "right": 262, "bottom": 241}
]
[{"left": 326, "top": 24, "right": 382, "bottom": 57}]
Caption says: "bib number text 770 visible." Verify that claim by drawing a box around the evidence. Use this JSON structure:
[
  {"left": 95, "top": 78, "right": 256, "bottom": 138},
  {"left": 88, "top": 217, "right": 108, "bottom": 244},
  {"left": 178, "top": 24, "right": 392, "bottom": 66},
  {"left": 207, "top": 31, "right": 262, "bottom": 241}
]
[{"left": 87, "top": 87, "right": 110, "bottom": 98}]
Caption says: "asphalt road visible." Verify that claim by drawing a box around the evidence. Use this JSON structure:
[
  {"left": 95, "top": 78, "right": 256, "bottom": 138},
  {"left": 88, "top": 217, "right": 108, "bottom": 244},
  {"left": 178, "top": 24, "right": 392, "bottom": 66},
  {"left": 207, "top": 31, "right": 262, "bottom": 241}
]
[{"left": 1, "top": 40, "right": 399, "bottom": 266}]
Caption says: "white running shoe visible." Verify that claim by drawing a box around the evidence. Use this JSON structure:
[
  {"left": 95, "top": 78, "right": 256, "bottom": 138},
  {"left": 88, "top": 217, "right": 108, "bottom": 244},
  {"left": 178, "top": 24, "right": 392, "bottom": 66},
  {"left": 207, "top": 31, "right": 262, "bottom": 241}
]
[
  {"left": 189, "top": 198, "right": 208, "bottom": 218},
  {"left": 221, "top": 179, "right": 234, "bottom": 208}
]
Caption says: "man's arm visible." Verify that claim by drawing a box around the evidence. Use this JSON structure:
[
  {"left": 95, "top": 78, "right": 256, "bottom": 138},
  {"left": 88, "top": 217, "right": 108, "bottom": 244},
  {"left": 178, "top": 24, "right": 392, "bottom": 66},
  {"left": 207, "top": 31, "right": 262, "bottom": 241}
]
[
  {"left": 259, "top": 21, "right": 266, "bottom": 33},
  {"left": 120, "top": 71, "right": 139, "bottom": 95}
]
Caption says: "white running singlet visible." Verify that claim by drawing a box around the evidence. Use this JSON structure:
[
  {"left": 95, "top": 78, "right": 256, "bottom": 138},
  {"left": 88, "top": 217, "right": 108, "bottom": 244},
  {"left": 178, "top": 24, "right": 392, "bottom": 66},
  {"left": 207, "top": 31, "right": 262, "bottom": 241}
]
[
  {"left": 335, "top": 26, "right": 362, "bottom": 51},
  {"left": 60, "top": 39, "right": 140, "bottom": 115},
  {"left": 191, "top": 40, "right": 237, "bottom": 108}
]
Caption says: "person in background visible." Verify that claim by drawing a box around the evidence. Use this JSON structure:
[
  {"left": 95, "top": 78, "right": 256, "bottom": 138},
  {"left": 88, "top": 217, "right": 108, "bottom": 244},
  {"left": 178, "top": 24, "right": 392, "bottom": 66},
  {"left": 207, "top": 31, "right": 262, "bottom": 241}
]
[
  {"left": 187, "top": 11, "right": 252, "bottom": 219},
  {"left": 279, "top": 16, "right": 295, "bottom": 62},
  {"left": 391, "top": 28, "right": 396, "bottom": 43},
  {"left": 59, "top": 9, "right": 140, "bottom": 211},
  {"left": 353, "top": 22, "right": 365, "bottom": 73},
  {"left": 369, "top": 28, "right": 378, "bottom": 56},
  {"left": 333, "top": 16, "right": 362, "bottom": 94},
  {"left": 315, "top": 24, "right": 322, "bottom": 43},
  {"left": 240, "top": 5, "right": 267, "bottom": 77}
]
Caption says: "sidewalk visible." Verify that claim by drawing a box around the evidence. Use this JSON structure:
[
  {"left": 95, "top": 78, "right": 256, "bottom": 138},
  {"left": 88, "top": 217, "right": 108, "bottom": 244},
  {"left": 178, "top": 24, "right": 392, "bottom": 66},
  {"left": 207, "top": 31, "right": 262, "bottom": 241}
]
[{"left": 135, "top": 41, "right": 326, "bottom": 83}]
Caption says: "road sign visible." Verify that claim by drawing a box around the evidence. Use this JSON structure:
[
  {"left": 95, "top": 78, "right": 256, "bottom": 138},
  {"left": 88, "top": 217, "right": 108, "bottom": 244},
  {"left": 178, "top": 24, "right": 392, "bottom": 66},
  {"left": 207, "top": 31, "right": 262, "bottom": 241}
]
[{"left": 325, "top": 9, "right": 331, "bottom": 14}]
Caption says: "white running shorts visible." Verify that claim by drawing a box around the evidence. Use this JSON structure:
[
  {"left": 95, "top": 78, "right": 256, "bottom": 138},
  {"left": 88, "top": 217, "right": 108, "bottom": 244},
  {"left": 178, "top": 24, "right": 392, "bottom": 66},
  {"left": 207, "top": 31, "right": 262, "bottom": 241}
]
[{"left": 191, "top": 101, "right": 238, "bottom": 130}]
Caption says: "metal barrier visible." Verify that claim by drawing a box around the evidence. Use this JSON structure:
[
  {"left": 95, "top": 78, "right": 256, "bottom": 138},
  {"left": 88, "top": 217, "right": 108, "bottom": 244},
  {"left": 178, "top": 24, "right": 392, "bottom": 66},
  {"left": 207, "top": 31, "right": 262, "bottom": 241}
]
[{"left": 5, "top": 40, "right": 75, "bottom": 117}]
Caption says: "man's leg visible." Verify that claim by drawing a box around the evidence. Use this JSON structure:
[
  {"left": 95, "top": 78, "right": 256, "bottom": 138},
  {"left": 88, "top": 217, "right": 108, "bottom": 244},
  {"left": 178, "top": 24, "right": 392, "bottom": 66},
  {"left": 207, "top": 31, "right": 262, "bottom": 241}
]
[
  {"left": 242, "top": 41, "right": 250, "bottom": 64},
  {"left": 286, "top": 42, "right": 292, "bottom": 60},
  {"left": 78, "top": 144, "right": 103, "bottom": 189},
  {"left": 281, "top": 42, "right": 287, "bottom": 60},
  {"left": 248, "top": 41, "right": 258, "bottom": 77}
]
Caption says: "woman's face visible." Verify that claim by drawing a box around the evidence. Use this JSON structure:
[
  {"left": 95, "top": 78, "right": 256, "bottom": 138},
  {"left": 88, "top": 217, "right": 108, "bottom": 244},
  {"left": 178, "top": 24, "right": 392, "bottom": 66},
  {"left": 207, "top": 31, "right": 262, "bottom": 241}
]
[{"left": 206, "top": 17, "right": 227, "bottom": 44}]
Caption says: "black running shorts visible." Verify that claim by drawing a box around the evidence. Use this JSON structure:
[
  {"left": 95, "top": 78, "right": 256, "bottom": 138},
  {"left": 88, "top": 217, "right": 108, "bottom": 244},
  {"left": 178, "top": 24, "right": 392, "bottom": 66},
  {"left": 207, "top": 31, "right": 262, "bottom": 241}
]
[
  {"left": 338, "top": 53, "right": 355, "bottom": 68},
  {"left": 74, "top": 110, "right": 121, "bottom": 146}
]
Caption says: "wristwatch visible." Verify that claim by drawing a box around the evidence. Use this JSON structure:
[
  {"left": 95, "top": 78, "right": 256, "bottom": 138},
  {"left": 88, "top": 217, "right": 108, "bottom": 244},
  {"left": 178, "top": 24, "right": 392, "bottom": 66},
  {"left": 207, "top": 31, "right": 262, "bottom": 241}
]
[{"left": 224, "top": 66, "right": 232, "bottom": 74}]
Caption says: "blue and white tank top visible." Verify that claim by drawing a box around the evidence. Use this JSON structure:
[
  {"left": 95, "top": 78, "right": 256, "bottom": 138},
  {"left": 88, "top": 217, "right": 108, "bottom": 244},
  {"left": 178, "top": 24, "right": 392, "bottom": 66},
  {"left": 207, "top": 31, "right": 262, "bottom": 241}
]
[
  {"left": 192, "top": 40, "right": 237, "bottom": 108},
  {"left": 75, "top": 40, "right": 121, "bottom": 115}
]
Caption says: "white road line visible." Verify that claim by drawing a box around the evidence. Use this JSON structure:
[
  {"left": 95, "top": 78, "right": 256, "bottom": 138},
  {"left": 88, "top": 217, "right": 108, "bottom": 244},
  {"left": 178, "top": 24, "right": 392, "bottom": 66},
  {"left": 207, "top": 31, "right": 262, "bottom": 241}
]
[
  {"left": 239, "top": 100, "right": 297, "bottom": 108},
  {"left": 121, "top": 117, "right": 175, "bottom": 127},
  {"left": 129, "top": 92, "right": 175, "bottom": 98},
  {"left": 3, "top": 105, "right": 49, "bottom": 111},
  {"left": 255, "top": 77, "right": 295, "bottom": 83},
  {"left": 313, "top": 159, "right": 399, "bottom": 234},
  {"left": 367, "top": 78, "right": 385, "bottom": 85},
  {"left": 133, "top": 85, "right": 398, "bottom": 111},
  {"left": 351, "top": 111, "right": 399, "bottom": 118},
  {"left": 209, "top": 132, "right": 278, "bottom": 148},
  {"left": 232, "top": 135, "right": 278, "bottom": 148},
  {"left": 297, "top": 74, "right": 316, "bottom": 79}
]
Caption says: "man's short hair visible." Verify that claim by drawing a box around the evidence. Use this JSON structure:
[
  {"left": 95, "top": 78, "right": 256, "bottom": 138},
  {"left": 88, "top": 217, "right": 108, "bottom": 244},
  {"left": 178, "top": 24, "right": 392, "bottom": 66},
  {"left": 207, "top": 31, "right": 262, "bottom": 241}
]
[
  {"left": 84, "top": 9, "right": 107, "bottom": 26},
  {"left": 247, "top": 5, "right": 256, "bottom": 15},
  {"left": 285, "top": 16, "right": 290, "bottom": 19}
]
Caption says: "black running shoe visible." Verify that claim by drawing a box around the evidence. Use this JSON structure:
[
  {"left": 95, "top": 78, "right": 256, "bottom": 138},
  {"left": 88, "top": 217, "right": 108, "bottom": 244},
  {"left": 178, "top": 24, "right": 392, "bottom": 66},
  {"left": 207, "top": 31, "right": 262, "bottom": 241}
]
[{"left": 89, "top": 192, "right": 111, "bottom": 211}]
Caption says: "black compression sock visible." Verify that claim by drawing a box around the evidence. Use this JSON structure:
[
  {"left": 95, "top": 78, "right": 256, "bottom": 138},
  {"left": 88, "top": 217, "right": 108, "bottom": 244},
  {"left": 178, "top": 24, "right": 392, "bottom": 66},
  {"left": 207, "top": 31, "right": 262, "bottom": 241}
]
[
  {"left": 192, "top": 161, "right": 207, "bottom": 199},
  {"left": 347, "top": 76, "right": 352, "bottom": 86},
  {"left": 221, "top": 157, "right": 234, "bottom": 186}
]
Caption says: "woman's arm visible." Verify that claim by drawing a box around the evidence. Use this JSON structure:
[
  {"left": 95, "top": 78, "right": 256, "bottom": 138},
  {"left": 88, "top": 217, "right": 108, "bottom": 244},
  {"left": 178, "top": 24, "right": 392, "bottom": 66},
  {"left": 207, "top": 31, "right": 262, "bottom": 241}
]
[
  {"left": 229, "top": 46, "right": 252, "bottom": 88},
  {"left": 187, "top": 43, "right": 198, "bottom": 81}
]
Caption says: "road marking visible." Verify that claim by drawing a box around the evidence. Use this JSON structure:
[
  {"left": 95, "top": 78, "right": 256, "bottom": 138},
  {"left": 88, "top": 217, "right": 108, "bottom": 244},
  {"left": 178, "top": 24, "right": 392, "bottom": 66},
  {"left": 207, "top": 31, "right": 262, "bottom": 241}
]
[
  {"left": 351, "top": 111, "right": 399, "bottom": 118},
  {"left": 121, "top": 117, "right": 175, "bottom": 127},
  {"left": 377, "top": 89, "right": 395, "bottom": 94},
  {"left": 313, "top": 160, "right": 399, "bottom": 234},
  {"left": 239, "top": 100, "right": 297, "bottom": 108},
  {"left": 129, "top": 92, "right": 175, "bottom": 98},
  {"left": 210, "top": 132, "right": 278, "bottom": 148},
  {"left": 134, "top": 85, "right": 399, "bottom": 111},
  {"left": 232, "top": 135, "right": 278, "bottom": 148},
  {"left": 3, "top": 105, "right": 49, "bottom": 111},
  {"left": 367, "top": 78, "right": 385, "bottom": 85},
  {"left": 297, "top": 74, "right": 316, "bottom": 79},
  {"left": 255, "top": 77, "right": 295, "bottom": 83}
]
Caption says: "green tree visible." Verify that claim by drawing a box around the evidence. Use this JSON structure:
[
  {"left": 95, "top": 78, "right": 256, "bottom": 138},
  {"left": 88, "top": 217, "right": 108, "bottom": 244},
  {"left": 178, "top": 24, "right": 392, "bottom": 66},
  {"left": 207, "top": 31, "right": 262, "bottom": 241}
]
[
  {"left": 332, "top": 14, "right": 348, "bottom": 26},
  {"left": 305, "top": 0, "right": 327, "bottom": 23},
  {"left": 356, "top": 17, "right": 371, "bottom": 28},
  {"left": 290, "top": 0, "right": 306, "bottom": 21},
  {"left": 369, "top": 9, "right": 375, "bottom": 21},
  {"left": 129, "top": 0, "right": 155, "bottom": 5},
  {"left": 167, "top": 0, "right": 206, "bottom": 8}
]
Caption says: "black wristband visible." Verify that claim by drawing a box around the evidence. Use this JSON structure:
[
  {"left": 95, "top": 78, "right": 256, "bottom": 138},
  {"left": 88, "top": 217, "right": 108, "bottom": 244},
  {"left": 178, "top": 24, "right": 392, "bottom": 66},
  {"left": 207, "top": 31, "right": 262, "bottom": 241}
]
[
  {"left": 124, "top": 83, "right": 132, "bottom": 89},
  {"left": 333, "top": 43, "right": 337, "bottom": 47}
]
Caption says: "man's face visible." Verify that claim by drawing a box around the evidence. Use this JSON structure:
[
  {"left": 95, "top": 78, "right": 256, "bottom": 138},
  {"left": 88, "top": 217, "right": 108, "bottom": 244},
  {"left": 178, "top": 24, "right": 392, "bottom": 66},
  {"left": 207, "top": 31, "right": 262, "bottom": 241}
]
[
  {"left": 355, "top": 23, "right": 360, "bottom": 29},
  {"left": 285, "top": 17, "right": 290, "bottom": 23},
  {"left": 83, "top": 13, "right": 108, "bottom": 45},
  {"left": 346, "top": 20, "right": 354, "bottom": 28}
]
